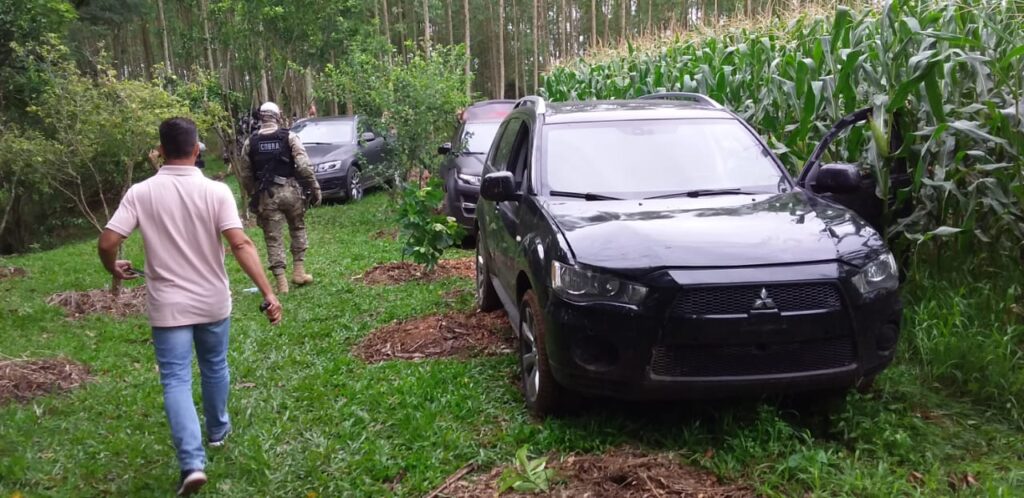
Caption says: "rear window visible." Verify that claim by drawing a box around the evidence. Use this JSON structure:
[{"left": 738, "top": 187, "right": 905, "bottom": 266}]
[{"left": 542, "top": 119, "right": 786, "bottom": 198}]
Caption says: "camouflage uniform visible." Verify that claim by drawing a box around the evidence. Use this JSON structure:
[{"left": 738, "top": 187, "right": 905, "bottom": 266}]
[{"left": 239, "top": 120, "right": 321, "bottom": 291}]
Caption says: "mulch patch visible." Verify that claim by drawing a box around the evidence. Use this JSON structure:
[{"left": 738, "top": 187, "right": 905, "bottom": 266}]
[
  {"left": 358, "top": 258, "right": 474, "bottom": 286},
  {"left": 442, "top": 448, "right": 754, "bottom": 498},
  {"left": 354, "top": 310, "right": 512, "bottom": 363},
  {"left": 0, "top": 266, "right": 27, "bottom": 280},
  {"left": 0, "top": 357, "right": 92, "bottom": 405},
  {"left": 46, "top": 286, "right": 147, "bottom": 319}
]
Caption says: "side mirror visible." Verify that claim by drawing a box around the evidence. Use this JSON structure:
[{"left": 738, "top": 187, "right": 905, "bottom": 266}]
[
  {"left": 437, "top": 142, "right": 452, "bottom": 155},
  {"left": 359, "top": 132, "right": 377, "bottom": 143},
  {"left": 814, "top": 163, "right": 861, "bottom": 194},
  {"left": 480, "top": 172, "right": 519, "bottom": 202}
]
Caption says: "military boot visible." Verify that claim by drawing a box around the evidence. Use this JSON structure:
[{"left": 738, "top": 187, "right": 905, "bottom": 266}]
[
  {"left": 292, "top": 262, "right": 313, "bottom": 286},
  {"left": 274, "top": 271, "right": 290, "bottom": 294}
]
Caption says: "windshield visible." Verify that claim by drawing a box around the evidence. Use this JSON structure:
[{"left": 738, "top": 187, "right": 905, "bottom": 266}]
[
  {"left": 543, "top": 119, "right": 786, "bottom": 198},
  {"left": 292, "top": 120, "right": 354, "bottom": 144},
  {"left": 461, "top": 122, "right": 502, "bottom": 154}
]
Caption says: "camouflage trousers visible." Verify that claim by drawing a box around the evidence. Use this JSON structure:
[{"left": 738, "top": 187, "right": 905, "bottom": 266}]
[{"left": 255, "top": 182, "right": 308, "bottom": 274}]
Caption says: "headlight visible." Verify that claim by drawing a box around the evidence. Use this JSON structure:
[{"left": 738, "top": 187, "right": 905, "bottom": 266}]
[
  {"left": 315, "top": 161, "right": 342, "bottom": 173},
  {"left": 457, "top": 173, "right": 481, "bottom": 186},
  {"left": 551, "top": 261, "right": 647, "bottom": 305},
  {"left": 851, "top": 251, "right": 899, "bottom": 296}
]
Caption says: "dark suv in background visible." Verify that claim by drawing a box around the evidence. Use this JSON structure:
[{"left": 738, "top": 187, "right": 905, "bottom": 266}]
[
  {"left": 438, "top": 100, "right": 516, "bottom": 237},
  {"left": 475, "top": 94, "right": 903, "bottom": 417},
  {"left": 292, "top": 115, "right": 390, "bottom": 203}
]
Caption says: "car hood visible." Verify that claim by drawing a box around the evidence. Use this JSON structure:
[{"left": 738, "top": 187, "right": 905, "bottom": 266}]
[
  {"left": 453, "top": 153, "right": 486, "bottom": 176},
  {"left": 543, "top": 191, "right": 882, "bottom": 269},
  {"left": 305, "top": 143, "right": 357, "bottom": 166}
]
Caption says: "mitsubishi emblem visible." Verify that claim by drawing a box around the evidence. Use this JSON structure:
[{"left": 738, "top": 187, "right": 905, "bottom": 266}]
[{"left": 752, "top": 287, "right": 776, "bottom": 310}]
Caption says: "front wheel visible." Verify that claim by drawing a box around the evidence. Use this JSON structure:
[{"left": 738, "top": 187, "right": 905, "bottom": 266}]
[
  {"left": 519, "top": 290, "right": 573, "bottom": 418},
  {"left": 476, "top": 243, "right": 501, "bottom": 312},
  {"left": 344, "top": 165, "right": 363, "bottom": 203}
]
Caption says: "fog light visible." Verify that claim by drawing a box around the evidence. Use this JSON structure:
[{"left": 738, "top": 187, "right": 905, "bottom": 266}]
[
  {"left": 571, "top": 336, "right": 619, "bottom": 371},
  {"left": 876, "top": 323, "right": 899, "bottom": 352}
]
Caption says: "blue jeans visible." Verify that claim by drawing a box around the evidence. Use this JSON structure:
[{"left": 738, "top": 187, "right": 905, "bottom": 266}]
[{"left": 151, "top": 318, "right": 232, "bottom": 470}]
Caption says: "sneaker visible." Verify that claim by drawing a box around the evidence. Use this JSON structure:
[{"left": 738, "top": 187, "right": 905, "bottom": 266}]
[
  {"left": 177, "top": 469, "right": 207, "bottom": 496},
  {"left": 209, "top": 429, "right": 231, "bottom": 448}
]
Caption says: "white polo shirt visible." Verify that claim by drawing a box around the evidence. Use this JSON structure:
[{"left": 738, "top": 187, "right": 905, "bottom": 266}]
[{"left": 106, "top": 166, "right": 243, "bottom": 327}]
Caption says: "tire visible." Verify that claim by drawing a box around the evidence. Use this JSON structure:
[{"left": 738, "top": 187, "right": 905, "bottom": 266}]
[
  {"left": 519, "top": 290, "right": 572, "bottom": 418},
  {"left": 343, "top": 165, "right": 364, "bottom": 203},
  {"left": 475, "top": 243, "right": 501, "bottom": 312}
]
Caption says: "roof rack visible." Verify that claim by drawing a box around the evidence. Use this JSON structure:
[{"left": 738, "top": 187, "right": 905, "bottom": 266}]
[
  {"left": 637, "top": 92, "right": 724, "bottom": 109},
  {"left": 514, "top": 96, "right": 546, "bottom": 114}
]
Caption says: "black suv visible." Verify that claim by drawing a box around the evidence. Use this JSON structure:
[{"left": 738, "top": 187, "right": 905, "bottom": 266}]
[
  {"left": 438, "top": 100, "right": 516, "bottom": 236},
  {"left": 475, "top": 94, "right": 903, "bottom": 417}
]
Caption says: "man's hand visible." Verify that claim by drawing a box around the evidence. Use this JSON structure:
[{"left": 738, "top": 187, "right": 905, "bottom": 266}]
[
  {"left": 111, "top": 260, "right": 140, "bottom": 280},
  {"left": 262, "top": 294, "right": 283, "bottom": 325},
  {"left": 147, "top": 149, "right": 161, "bottom": 169},
  {"left": 311, "top": 189, "right": 322, "bottom": 206}
]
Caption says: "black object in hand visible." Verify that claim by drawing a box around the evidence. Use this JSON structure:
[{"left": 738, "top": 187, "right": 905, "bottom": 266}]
[
  {"left": 126, "top": 267, "right": 145, "bottom": 278},
  {"left": 260, "top": 301, "right": 270, "bottom": 312}
]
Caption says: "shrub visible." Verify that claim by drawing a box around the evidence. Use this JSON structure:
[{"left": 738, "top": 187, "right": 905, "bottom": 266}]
[{"left": 396, "top": 178, "right": 465, "bottom": 271}]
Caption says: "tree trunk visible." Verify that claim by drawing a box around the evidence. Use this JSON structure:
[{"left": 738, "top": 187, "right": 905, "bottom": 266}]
[
  {"left": 258, "top": 44, "right": 269, "bottom": 103},
  {"left": 447, "top": 0, "right": 454, "bottom": 45},
  {"left": 603, "top": 0, "right": 610, "bottom": 45},
  {"left": 620, "top": 0, "right": 626, "bottom": 42},
  {"left": 533, "top": 0, "right": 539, "bottom": 92},
  {"left": 382, "top": 0, "right": 392, "bottom": 47},
  {"left": 156, "top": 0, "right": 172, "bottom": 72},
  {"left": 422, "top": 0, "right": 431, "bottom": 57},
  {"left": 512, "top": 0, "right": 521, "bottom": 98},
  {"left": 591, "top": 0, "right": 597, "bottom": 47},
  {"left": 199, "top": 0, "right": 215, "bottom": 73},
  {"left": 464, "top": 0, "right": 471, "bottom": 98},
  {"left": 498, "top": 0, "right": 505, "bottom": 98}
]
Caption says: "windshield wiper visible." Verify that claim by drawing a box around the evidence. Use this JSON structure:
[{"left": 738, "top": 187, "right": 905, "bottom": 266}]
[
  {"left": 645, "top": 188, "right": 759, "bottom": 200},
  {"left": 302, "top": 141, "right": 333, "bottom": 146},
  {"left": 549, "top": 190, "right": 623, "bottom": 201}
]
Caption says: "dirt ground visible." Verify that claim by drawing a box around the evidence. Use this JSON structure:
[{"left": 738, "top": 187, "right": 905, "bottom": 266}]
[
  {"left": 46, "top": 286, "right": 147, "bottom": 319},
  {"left": 442, "top": 448, "right": 754, "bottom": 498},
  {"left": 354, "top": 310, "right": 512, "bottom": 362},
  {"left": 359, "top": 258, "right": 474, "bottom": 286},
  {"left": 0, "top": 357, "right": 92, "bottom": 405},
  {"left": 0, "top": 266, "right": 27, "bottom": 280}
]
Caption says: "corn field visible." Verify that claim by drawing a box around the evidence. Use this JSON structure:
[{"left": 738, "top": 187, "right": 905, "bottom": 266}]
[{"left": 543, "top": 0, "right": 1024, "bottom": 252}]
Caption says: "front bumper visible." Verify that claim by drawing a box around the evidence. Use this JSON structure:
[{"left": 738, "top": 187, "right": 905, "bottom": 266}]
[
  {"left": 541, "top": 271, "right": 902, "bottom": 400},
  {"left": 447, "top": 179, "right": 480, "bottom": 230},
  {"left": 316, "top": 171, "right": 350, "bottom": 199}
]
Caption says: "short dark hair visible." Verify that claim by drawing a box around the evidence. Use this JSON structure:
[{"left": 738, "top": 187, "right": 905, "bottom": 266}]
[{"left": 159, "top": 117, "right": 198, "bottom": 160}]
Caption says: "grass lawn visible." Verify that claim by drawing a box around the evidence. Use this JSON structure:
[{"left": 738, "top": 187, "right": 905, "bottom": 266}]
[{"left": 2, "top": 169, "right": 1023, "bottom": 496}]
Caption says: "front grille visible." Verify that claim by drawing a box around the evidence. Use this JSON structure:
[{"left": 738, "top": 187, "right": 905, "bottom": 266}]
[
  {"left": 674, "top": 283, "right": 841, "bottom": 316},
  {"left": 650, "top": 337, "right": 856, "bottom": 378}
]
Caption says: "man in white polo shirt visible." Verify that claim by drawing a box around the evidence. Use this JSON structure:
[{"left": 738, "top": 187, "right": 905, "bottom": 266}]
[{"left": 98, "top": 117, "right": 282, "bottom": 496}]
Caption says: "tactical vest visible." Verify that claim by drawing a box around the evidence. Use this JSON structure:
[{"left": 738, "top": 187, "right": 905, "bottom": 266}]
[{"left": 249, "top": 129, "right": 295, "bottom": 179}]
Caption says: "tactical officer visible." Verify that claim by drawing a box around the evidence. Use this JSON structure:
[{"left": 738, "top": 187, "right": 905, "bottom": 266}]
[{"left": 239, "top": 101, "right": 322, "bottom": 294}]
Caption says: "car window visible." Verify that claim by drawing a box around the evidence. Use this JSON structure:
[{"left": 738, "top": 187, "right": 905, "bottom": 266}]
[
  {"left": 292, "top": 120, "right": 355, "bottom": 144},
  {"left": 460, "top": 122, "right": 502, "bottom": 154},
  {"left": 489, "top": 119, "right": 524, "bottom": 172},
  {"left": 542, "top": 118, "right": 786, "bottom": 198},
  {"left": 508, "top": 126, "right": 532, "bottom": 191}
]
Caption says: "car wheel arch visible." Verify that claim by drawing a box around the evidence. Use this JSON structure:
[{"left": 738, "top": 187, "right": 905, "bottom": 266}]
[{"left": 516, "top": 271, "right": 534, "bottom": 305}]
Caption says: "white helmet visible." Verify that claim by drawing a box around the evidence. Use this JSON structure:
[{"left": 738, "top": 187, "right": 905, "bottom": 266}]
[{"left": 259, "top": 101, "right": 281, "bottom": 116}]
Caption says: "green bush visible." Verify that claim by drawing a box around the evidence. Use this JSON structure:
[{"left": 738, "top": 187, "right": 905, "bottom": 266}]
[
  {"left": 395, "top": 178, "right": 465, "bottom": 271},
  {"left": 318, "top": 42, "right": 470, "bottom": 184}
]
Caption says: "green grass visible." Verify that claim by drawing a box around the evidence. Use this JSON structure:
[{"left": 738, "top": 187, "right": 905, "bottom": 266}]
[{"left": 2, "top": 182, "right": 1024, "bottom": 496}]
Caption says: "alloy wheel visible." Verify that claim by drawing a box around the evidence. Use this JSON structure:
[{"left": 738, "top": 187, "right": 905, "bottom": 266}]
[
  {"left": 349, "top": 168, "right": 364, "bottom": 201},
  {"left": 520, "top": 307, "right": 540, "bottom": 402},
  {"left": 475, "top": 247, "right": 486, "bottom": 302}
]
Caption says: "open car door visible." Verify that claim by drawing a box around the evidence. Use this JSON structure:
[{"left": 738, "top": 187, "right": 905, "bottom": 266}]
[{"left": 796, "top": 108, "right": 911, "bottom": 233}]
